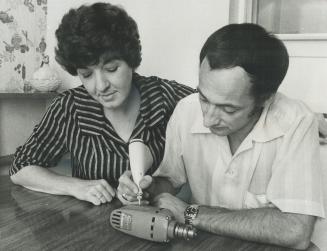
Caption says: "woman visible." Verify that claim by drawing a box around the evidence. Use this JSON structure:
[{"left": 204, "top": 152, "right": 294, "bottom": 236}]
[{"left": 9, "top": 2, "right": 194, "bottom": 205}]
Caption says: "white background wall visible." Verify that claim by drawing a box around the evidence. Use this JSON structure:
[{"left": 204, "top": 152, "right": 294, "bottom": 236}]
[
  {"left": 46, "top": 0, "right": 230, "bottom": 89},
  {"left": 1, "top": 0, "right": 230, "bottom": 156},
  {"left": 0, "top": 98, "right": 49, "bottom": 156},
  {"left": 229, "top": 0, "right": 327, "bottom": 113},
  {"left": 2, "top": 0, "right": 327, "bottom": 156},
  {"left": 48, "top": 0, "right": 327, "bottom": 112},
  {"left": 278, "top": 40, "right": 327, "bottom": 113}
]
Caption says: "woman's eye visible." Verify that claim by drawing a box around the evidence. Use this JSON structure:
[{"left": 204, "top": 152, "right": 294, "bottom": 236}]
[
  {"left": 82, "top": 72, "right": 92, "bottom": 78},
  {"left": 105, "top": 66, "right": 118, "bottom": 72}
]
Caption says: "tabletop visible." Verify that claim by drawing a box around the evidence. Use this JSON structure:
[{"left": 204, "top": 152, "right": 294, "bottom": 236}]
[{"left": 0, "top": 175, "right": 298, "bottom": 251}]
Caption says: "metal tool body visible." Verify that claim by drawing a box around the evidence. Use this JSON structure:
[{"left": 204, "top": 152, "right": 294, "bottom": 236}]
[{"left": 110, "top": 205, "right": 197, "bottom": 242}]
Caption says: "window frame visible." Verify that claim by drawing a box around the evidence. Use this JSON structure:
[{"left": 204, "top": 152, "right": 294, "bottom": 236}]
[{"left": 230, "top": 0, "right": 327, "bottom": 41}]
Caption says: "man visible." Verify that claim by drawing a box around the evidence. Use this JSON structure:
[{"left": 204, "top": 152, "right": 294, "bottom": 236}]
[{"left": 118, "top": 23, "right": 325, "bottom": 250}]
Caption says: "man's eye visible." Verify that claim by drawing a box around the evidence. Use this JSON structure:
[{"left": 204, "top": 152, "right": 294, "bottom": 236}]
[{"left": 224, "top": 107, "right": 237, "bottom": 114}]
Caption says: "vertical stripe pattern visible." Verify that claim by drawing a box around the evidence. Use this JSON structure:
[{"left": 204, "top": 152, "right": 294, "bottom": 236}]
[{"left": 10, "top": 73, "right": 195, "bottom": 188}]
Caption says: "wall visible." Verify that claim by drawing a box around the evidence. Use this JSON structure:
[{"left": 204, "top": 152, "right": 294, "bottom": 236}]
[
  {"left": 229, "top": 0, "right": 327, "bottom": 113},
  {"left": 0, "top": 97, "right": 49, "bottom": 156},
  {"left": 0, "top": 0, "right": 230, "bottom": 156},
  {"left": 279, "top": 50, "right": 327, "bottom": 113},
  {"left": 2, "top": 0, "right": 326, "bottom": 157},
  {"left": 46, "top": 0, "right": 230, "bottom": 89}
]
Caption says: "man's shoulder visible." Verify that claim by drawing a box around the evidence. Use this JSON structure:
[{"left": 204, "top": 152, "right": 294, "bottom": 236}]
[
  {"left": 171, "top": 93, "right": 201, "bottom": 129},
  {"left": 268, "top": 92, "right": 315, "bottom": 131},
  {"left": 175, "top": 93, "right": 200, "bottom": 110}
]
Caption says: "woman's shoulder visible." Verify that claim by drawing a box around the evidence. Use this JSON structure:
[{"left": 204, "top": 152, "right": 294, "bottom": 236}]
[
  {"left": 49, "top": 86, "right": 89, "bottom": 113},
  {"left": 134, "top": 73, "right": 195, "bottom": 100},
  {"left": 56, "top": 86, "right": 90, "bottom": 101}
]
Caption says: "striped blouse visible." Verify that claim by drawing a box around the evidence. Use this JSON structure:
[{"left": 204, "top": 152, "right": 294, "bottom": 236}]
[{"left": 10, "top": 73, "right": 195, "bottom": 187}]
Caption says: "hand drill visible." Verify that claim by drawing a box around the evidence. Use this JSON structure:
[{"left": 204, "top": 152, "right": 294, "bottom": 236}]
[{"left": 110, "top": 205, "right": 197, "bottom": 242}]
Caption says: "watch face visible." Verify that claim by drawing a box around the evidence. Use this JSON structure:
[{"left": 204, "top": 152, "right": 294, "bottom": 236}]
[
  {"left": 185, "top": 205, "right": 199, "bottom": 217},
  {"left": 185, "top": 205, "right": 199, "bottom": 225},
  {"left": 187, "top": 207, "right": 198, "bottom": 215}
]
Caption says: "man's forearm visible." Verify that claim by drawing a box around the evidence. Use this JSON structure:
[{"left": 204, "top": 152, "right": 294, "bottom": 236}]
[
  {"left": 193, "top": 206, "right": 316, "bottom": 250},
  {"left": 10, "top": 165, "right": 81, "bottom": 196}
]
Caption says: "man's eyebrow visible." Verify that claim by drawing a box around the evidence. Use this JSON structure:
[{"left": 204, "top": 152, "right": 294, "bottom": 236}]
[{"left": 196, "top": 87, "right": 241, "bottom": 109}]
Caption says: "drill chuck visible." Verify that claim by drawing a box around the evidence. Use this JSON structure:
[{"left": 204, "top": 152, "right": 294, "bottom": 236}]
[
  {"left": 167, "top": 221, "right": 197, "bottom": 240},
  {"left": 110, "top": 205, "right": 197, "bottom": 242}
]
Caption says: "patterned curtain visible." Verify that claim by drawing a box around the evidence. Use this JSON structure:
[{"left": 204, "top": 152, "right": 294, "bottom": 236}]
[{"left": 0, "top": 0, "right": 47, "bottom": 92}]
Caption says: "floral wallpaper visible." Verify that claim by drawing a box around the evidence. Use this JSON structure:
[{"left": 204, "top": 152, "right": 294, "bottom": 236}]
[{"left": 0, "top": 0, "right": 47, "bottom": 92}]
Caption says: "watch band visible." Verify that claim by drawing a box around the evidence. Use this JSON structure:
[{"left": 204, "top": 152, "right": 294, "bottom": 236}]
[{"left": 184, "top": 204, "right": 199, "bottom": 226}]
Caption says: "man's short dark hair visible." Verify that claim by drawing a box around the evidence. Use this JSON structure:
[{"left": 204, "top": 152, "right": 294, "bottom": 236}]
[
  {"left": 55, "top": 2, "right": 142, "bottom": 75},
  {"left": 200, "top": 23, "right": 289, "bottom": 104}
]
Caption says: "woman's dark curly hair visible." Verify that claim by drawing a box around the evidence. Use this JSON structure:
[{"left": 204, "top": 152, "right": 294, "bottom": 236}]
[{"left": 55, "top": 2, "right": 142, "bottom": 76}]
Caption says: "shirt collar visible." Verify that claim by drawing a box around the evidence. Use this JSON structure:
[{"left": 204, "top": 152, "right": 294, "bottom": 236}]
[
  {"left": 190, "top": 100, "right": 211, "bottom": 134},
  {"left": 249, "top": 95, "right": 285, "bottom": 143},
  {"left": 74, "top": 86, "right": 105, "bottom": 136},
  {"left": 191, "top": 94, "right": 285, "bottom": 143}
]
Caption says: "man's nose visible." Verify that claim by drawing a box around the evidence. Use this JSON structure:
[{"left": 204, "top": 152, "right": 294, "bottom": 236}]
[
  {"left": 203, "top": 104, "right": 221, "bottom": 127},
  {"left": 95, "top": 71, "right": 110, "bottom": 91}
]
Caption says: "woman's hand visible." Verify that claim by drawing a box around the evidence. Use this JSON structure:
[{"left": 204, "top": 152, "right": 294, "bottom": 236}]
[
  {"left": 70, "top": 179, "right": 115, "bottom": 206},
  {"left": 117, "top": 170, "right": 152, "bottom": 205},
  {"left": 152, "top": 193, "right": 188, "bottom": 223}
]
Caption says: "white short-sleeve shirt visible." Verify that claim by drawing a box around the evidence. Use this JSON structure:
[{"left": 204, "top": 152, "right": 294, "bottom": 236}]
[{"left": 154, "top": 92, "right": 325, "bottom": 218}]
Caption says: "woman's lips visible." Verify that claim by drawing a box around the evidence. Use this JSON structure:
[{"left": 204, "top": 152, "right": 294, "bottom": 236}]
[{"left": 99, "top": 91, "right": 117, "bottom": 100}]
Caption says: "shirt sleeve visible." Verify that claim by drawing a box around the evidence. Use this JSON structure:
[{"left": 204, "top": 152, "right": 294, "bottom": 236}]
[
  {"left": 267, "top": 113, "right": 325, "bottom": 218},
  {"left": 153, "top": 102, "right": 188, "bottom": 189},
  {"left": 146, "top": 78, "right": 194, "bottom": 171},
  {"left": 9, "top": 94, "right": 69, "bottom": 175}
]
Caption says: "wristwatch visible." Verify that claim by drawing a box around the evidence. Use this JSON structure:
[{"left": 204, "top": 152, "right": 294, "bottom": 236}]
[{"left": 184, "top": 204, "right": 199, "bottom": 226}]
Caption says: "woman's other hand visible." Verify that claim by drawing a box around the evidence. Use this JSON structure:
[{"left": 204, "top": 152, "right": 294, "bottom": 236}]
[{"left": 71, "top": 179, "right": 115, "bottom": 206}]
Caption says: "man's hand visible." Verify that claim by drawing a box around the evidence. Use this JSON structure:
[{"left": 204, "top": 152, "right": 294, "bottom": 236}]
[
  {"left": 117, "top": 170, "right": 152, "bottom": 204},
  {"left": 152, "top": 193, "right": 188, "bottom": 223},
  {"left": 70, "top": 179, "right": 115, "bottom": 206}
]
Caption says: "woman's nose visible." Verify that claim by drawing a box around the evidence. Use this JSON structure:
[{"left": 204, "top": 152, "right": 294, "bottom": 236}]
[{"left": 95, "top": 71, "right": 110, "bottom": 91}]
